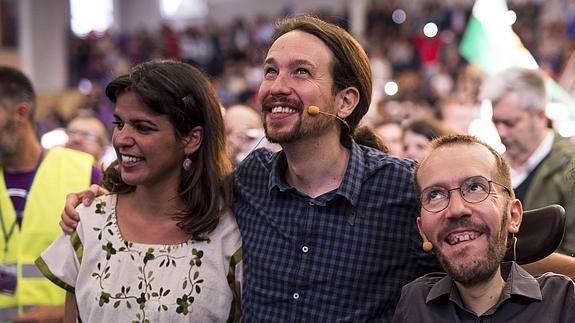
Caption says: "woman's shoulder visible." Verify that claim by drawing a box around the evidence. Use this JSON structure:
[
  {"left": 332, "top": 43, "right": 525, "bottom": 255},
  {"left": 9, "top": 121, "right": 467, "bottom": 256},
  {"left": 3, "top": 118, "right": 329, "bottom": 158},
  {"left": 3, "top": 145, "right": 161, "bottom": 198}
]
[
  {"left": 76, "top": 194, "right": 117, "bottom": 227},
  {"left": 210, "top": 211, "right": 241, "bottom": 242},
  {"left": 200, "top": 211, "right": 241, "bottom": 259}
]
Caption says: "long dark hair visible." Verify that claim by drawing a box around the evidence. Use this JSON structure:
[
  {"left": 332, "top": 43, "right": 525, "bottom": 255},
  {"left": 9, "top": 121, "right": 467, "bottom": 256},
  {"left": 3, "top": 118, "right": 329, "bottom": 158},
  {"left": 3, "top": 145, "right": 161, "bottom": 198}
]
[
  {"left": 270, "top": 15, "right": 381, "bottom": 148},
  {"left": 103, "top": 60, "right": 233, "bottom": 240}
]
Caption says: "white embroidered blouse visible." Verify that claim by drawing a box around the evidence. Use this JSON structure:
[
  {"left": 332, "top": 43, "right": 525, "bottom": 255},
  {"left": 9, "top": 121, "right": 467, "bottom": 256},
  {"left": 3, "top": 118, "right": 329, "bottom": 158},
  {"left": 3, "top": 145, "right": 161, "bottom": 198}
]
[{"left": 37, "top": 194, "right": 242, "bottom": 322}]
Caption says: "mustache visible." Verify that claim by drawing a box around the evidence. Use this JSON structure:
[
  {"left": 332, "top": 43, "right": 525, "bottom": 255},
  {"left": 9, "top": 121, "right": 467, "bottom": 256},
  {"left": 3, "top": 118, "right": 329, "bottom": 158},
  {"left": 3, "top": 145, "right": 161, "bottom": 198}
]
[
  {"left": 261, "top": 95, "right": 303, "bottom": 112},
  {"left": 437, "top": 217, "right": 490, "bottom": 241}
]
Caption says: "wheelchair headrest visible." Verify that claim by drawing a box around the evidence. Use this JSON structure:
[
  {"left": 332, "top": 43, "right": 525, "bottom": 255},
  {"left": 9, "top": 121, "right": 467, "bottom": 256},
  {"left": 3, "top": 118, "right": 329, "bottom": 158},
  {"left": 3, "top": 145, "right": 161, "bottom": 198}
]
[{"left": 503, "top": 204, "right": 566, "bottom": 264}]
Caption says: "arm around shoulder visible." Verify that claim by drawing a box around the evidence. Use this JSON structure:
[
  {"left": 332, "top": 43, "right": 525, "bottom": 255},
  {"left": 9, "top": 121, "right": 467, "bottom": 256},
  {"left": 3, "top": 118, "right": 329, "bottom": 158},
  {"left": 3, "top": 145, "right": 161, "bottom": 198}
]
[{"left": 523, "top": 252, "right": 575, "bottom": 280}]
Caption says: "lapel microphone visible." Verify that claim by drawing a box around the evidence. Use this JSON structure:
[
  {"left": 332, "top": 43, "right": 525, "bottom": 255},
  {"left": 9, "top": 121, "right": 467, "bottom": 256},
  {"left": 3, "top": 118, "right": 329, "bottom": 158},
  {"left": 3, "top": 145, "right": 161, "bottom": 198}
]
[
  {"left": 307, "top": 105, "right": 350, "bottom": 132},
  {"left": 248, "top": 105, "right": 351, "bottom": 156}
]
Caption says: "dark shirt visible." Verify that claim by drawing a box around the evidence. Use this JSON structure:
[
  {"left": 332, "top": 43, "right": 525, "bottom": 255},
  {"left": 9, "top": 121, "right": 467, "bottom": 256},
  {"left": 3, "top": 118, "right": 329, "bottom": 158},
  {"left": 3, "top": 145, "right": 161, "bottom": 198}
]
[
  {"left": 233, "top": 138, "right": 440, "bottom": 322},
  {"left": 513, "top": 154, "right": 546, "bottom": 201},
  {"left": 393, "top": 262, "right": 575, "bottom": 323}
]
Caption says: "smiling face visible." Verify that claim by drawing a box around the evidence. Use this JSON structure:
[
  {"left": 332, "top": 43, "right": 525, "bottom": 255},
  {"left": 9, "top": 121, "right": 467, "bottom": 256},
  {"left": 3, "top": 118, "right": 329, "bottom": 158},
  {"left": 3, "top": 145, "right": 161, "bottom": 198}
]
[
  {"left": 416, "top": 143, "right": 521, "bottom": 286},
  {"left": 257, "top": 30, "right": 339, "bottom": 143},
  {"left": 112, "top": 92, "right": 186, "bottom": 189}
]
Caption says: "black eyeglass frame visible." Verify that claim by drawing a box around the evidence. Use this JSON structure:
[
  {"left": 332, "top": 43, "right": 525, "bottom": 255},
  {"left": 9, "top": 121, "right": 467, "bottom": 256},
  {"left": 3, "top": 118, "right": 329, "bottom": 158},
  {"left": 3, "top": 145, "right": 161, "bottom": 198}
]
[{"left": 420, "top": 175, "right": 512, "bottom": 213}]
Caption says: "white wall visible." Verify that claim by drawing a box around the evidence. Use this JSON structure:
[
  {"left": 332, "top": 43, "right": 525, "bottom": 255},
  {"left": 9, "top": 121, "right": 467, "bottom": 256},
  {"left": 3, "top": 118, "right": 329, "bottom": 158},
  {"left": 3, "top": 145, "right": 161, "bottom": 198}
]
[{"left": 19, "top": 0, "right": 69, "bottom": 92}]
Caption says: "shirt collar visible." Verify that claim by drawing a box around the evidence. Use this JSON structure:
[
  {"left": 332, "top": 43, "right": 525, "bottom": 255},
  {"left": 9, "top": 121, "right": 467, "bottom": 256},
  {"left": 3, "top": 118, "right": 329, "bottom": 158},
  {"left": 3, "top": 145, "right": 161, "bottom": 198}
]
[
  {"left": 426, "top": 271, "right": 456, "bottom": 304},
  {"left": 335, "top": 138, "right": 365, "bottom": 206},
  {"left": 267, "top": 138, "right": 365, "bottom": 205},
  {"left": 268, "top": 151, "right": 289, "bottom": 192},
  {"left": 501, "top": 261, "right": 542, "bottom": 301},
  {"left": 510, "top": 130, "right": 554, "bottom": 187},
  {"left": 426, "top": 262, "right": 542, "bottom": 306}
]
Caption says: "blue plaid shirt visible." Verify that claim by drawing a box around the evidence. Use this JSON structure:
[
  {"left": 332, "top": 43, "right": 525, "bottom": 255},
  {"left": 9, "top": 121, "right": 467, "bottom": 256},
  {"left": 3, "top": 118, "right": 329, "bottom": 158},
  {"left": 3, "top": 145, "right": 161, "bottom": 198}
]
[{"left": 233, "top": 138, "right": 440, "bottom": 322}]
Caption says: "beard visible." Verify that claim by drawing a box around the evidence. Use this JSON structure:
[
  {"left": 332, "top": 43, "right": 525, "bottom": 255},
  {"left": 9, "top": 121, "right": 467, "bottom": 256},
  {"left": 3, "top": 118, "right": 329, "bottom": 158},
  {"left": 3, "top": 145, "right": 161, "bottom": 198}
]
[
  {"left": 264, "top": 116, "right": 304, "bottom": 143},
  {"left": 434, "top": 212, "right": 509, "bottom": 287},
  {"left": 262, "top": 96, "right": 336, "bottom": 144},
  {"left": 0, "top": 118, "right": 18, "bottom": 161}
]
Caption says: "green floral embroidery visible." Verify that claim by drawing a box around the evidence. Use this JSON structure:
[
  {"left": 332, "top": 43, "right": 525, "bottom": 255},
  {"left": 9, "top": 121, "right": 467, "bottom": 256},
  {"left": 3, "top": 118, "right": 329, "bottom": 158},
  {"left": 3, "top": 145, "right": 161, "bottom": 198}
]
[
  {"left": 175, "top": 249, "right": 204, "bottom": 315},
  {"left": 95, "top": 201, "right": 106, "bottom": 214},
  {"left": 93, "top": 200, "right": 114, "bottom": 240},
  {"left": 102, "top": 241, "right": 116, "bottom": 260},
  {"left": 90, "top": 200, "right": 204, "bottom": 322}
]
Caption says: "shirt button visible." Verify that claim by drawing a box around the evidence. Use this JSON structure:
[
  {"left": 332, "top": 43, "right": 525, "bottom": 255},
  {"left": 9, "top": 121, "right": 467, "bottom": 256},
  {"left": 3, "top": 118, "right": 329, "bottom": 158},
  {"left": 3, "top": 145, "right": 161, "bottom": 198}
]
[
  {"left": 293, "top": 292, "right": 300, "bottom": 300},
  {"left": 302, "top": 246, "right": 309, "bottom": 253}
]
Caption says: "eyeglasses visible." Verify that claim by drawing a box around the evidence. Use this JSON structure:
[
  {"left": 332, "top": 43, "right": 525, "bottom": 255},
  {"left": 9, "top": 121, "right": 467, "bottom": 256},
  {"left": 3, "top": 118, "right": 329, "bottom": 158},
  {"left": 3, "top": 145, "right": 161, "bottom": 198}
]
[
  {"left": 66, "top": 129, "right": 99, "bottom": 143},
  {"left": 420, "top": 176, "right": 512, "bottom": 213}
]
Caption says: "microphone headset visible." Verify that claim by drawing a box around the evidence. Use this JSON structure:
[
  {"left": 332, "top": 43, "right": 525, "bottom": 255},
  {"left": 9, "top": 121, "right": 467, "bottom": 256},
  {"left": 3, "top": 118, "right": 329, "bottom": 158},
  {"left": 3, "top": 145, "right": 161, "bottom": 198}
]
[
  {"left": 247, "top": 105, "right": 351, "bottom": 155},
  {"left": 307, "top": 105, "right": 351, "bottom": 132}
]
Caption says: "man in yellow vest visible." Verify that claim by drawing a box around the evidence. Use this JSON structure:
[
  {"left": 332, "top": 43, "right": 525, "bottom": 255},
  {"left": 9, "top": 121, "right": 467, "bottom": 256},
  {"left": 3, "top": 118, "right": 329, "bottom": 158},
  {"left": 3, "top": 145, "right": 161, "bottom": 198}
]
[{"left": 0, "top": 66, "right": 100, "bottom": 322}]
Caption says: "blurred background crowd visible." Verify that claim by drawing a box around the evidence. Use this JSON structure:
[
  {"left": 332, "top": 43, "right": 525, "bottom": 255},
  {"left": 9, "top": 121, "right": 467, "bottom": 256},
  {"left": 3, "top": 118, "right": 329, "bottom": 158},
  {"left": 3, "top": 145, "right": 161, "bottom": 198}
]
[{"left": 3, "top": 0, "right": 575, "bottom": 166}]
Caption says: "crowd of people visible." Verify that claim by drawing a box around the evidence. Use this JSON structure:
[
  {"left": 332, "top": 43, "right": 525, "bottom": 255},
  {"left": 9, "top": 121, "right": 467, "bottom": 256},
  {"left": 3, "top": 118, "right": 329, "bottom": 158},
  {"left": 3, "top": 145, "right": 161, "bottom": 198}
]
[
  {"left": 1, "top": 0, "right": 575, "bottom": 321},
  {"left": 60, "top": 0, "right": 575, "bottom": 130},
  {"left": 36, "top": 0, "right": 575, "bottom": 168}
]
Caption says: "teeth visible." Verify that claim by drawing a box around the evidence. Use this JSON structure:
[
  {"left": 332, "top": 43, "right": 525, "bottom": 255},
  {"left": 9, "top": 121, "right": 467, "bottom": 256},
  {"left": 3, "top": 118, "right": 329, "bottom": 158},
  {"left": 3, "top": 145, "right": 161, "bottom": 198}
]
[
  {"left": 271, "top": 106, "right": 296, "bottom": 114},
  {"left": 447, "top": 231, "right": 480, "bottom": 245},
  {"left": 121, "top": 155, "right": 142, "bottom": 164}
]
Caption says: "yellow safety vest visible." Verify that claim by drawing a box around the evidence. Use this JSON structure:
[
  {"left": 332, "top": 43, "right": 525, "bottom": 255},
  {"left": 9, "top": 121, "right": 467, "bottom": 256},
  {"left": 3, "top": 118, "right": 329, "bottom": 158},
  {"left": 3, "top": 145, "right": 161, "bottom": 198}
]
[{"left": 0, "top": 148, "right": 93, "bottom": 320}]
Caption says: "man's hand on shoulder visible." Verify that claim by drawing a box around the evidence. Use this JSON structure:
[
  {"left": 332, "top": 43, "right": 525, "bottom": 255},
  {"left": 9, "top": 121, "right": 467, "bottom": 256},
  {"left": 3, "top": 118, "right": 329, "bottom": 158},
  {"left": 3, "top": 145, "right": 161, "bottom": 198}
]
[{"left": 60, "top": 184, "right": 109, "bottom": 235}]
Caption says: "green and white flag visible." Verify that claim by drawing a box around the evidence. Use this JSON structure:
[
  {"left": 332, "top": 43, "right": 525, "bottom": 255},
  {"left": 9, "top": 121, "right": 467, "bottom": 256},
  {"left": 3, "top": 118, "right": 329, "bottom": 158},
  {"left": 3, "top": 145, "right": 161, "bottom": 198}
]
[{"left": 460, "top": 0, "right": 575, "bottom": 122}]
